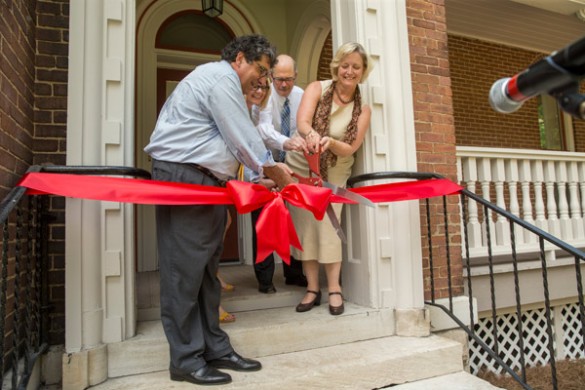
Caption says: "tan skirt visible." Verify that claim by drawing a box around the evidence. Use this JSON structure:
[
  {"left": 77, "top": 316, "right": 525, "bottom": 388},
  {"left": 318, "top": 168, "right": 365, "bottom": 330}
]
[{"left": 285, "top": 150, "right": 354, "bottom": 264}]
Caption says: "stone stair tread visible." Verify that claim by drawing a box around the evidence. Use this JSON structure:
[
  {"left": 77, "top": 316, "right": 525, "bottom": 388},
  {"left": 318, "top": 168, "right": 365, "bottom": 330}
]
[
  {"left": 392, "top": 371, "right": 503, "bottom": 389},
  {"left": 108, "top": 304, "right": 397, "bottom": 378},
  {"left": 95, "top": 335, "right": 471, "bottom": 389}
]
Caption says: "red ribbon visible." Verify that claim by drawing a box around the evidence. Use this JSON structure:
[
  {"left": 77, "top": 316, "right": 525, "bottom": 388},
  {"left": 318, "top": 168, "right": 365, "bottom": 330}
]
[{"left": 17, "top": 172, "right": 462, "bottom": 264}]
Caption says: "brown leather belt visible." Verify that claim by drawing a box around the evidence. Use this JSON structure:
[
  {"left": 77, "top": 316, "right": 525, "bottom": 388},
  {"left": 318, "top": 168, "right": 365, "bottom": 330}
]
[{"left": 190, "top": 163, "right": 227, "bottom": 187}]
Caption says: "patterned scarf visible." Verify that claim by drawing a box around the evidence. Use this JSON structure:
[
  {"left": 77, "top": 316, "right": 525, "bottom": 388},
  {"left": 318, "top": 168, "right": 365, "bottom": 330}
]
[{"left": 311, "top": 81, "right": 362, "bottom": 180}]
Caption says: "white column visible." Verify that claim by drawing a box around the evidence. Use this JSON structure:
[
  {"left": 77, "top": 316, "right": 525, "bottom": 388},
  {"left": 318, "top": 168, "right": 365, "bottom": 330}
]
[
  {"left": 331, "top": 0, "right": 426, "bottom": 334},
  {"left": 65, "top": 0, "right": 135, "bottom": 387}
]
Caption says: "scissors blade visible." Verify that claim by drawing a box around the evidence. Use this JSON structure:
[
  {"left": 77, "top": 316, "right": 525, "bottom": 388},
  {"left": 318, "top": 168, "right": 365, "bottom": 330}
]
[
  {"left": 322, "top": 181, "right": 375, "bottom": 208},
  {"left": 326, "top": 204, "right": 347, "bottom": 243}
]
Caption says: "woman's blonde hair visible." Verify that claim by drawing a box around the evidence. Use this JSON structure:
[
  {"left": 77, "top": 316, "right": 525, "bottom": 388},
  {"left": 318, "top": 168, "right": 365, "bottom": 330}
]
[{"left": 330, "top": 42, "right": 372, "bottom": 83}]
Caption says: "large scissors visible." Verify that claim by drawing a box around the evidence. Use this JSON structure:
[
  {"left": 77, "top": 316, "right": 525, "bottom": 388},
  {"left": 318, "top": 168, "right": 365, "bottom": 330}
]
[{"left": 291, "top": 148, "right": 374, "bottom": 242}]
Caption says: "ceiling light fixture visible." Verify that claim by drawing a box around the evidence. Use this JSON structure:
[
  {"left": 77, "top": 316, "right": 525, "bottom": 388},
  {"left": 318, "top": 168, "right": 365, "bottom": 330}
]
[{"left": 202, "top": 0, "right": 223, "bottom": 18}]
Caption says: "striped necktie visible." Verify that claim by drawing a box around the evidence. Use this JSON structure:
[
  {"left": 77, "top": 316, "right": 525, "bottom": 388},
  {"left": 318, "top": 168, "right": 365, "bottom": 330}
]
[{"left": 279, "top": 98, "right": 290, "bottom": 162}]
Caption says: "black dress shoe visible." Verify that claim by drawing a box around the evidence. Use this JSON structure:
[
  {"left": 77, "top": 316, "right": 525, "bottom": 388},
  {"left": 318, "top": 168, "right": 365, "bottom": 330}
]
[
  {"left": 258, "top": 284, "right": 277, "bottom": 294},
  {"left": 295, "top": 290, "right": 321, "bottom": 312},
  {"left": 329, "top": 291, "right": 344, "bottom": 315},
  {"left": 170, "top": 365, "right": 232, "bottom": 385},
  {"left": 208, "top": 351, "right": 262, "bottom": 372}
]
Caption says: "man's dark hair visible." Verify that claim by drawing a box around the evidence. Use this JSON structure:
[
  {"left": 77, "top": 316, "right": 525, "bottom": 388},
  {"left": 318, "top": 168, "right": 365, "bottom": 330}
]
[{"left": 221, "top": 34, "right": 277, "bottom": 68}]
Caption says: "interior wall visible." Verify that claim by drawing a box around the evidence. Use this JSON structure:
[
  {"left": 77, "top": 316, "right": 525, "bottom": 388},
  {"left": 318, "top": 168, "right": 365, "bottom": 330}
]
[{"left": 241, "top": 0, "right": 289, "bottom": 52}]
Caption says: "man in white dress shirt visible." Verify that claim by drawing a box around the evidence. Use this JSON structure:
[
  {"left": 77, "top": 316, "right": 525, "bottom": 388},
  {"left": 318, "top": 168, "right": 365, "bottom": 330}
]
[{"left": 253, "top": 54, "right": 308, "bottom": 293}]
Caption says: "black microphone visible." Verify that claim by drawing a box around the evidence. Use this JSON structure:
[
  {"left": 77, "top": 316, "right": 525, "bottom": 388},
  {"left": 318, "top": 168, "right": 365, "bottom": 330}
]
[{"left": 489, "top": 35, "right": 585, "bottom": 118}]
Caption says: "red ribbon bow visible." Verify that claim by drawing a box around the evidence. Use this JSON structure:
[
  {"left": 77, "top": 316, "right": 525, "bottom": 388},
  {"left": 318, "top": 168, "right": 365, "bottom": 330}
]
[{"left": 226, "top": 181, "right": 332, "bottom": 264}]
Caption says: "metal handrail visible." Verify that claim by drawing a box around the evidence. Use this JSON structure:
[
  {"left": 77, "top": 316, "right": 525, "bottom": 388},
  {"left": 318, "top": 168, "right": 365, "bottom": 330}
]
[
  {"left": 349, "top": 171, "right": 585, "bottom": 390},
  {"left": 0, "top": 165, "right": 150, "bottom": 390}
]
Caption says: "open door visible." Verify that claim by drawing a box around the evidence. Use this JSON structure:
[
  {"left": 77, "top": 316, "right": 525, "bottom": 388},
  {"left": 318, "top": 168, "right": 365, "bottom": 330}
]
[{"left": 135, "top": 9, "right": 237, "bottom": 272}]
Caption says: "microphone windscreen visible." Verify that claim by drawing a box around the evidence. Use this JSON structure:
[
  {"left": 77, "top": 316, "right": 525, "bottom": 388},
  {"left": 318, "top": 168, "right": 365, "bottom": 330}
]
[{"left": 489, "top": 77, "right": 523, "bottom": 114}]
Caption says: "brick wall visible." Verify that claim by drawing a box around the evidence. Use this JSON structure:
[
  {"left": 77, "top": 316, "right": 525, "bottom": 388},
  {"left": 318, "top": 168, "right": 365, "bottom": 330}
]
[
  {"left": 34, "top": 0, "right": 68, "bottom": 345},
  {"left": 0, "top": 0, "right": 37, "bottom": 191},
  {"left": 0, "top": 0, "right": 38, "bottom": 372},
  {"left": 406, "top": 0, "right": 462, "bottom": 300},
  {"left": 448, "top": 35, "right": 544, "bottom": 149},
  {"left": 1, "top": 0, "right": 68, "bottom": 350}
]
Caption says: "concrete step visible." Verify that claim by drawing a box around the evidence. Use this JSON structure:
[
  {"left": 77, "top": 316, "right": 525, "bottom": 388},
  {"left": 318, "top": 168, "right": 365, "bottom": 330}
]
[
  {"left": 96, "top": 334, "right": 484, "bottom": 389},
  {"left": 107, "top": 303, "right": 395, "bottom": 378}
]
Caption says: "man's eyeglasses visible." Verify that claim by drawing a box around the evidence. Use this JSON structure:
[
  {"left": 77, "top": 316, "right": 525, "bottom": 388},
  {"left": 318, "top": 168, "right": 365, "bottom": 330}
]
[
  {"left": 272, "top": 76, "right": 296, "bottom": 83},
  {"left": 254, "top": 62, "right": 269, "bottom": 78}
]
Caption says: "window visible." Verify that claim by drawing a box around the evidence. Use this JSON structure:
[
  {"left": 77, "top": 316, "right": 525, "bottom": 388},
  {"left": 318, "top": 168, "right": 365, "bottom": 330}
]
[
  {"left": 538, "top": 94, "right": 565, "bottom": 150},
  {"left": 156, "top": 12, "right": 234, "bottom": 53}
]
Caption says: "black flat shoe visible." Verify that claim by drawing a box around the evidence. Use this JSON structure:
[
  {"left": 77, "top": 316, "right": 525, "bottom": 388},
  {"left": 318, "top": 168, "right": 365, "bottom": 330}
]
[
  {"left": 329, "top": 291, "right": 344, "bottom": 315},
  {"left": 170, "top": 365, "right": 232, "bottom": 385},
  {"left": 296, "top": 290, "right": 322, "bottom": 312},
  {"left": 208, "top": 351, "right": 262, "bottom": 372}
]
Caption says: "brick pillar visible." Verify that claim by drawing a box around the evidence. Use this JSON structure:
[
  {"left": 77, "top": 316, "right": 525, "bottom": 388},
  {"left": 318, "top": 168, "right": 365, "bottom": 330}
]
[
  {"left": 406, "top": 0, "right": 463, "bottom": 299},
  {"left": 34, "top": 0, "right": 70, "bottom": 346}
]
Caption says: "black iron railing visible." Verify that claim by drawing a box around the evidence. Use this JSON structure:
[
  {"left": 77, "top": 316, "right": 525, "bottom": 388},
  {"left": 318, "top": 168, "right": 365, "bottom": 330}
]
[
  {"left": 0, "top": 165, "right": 150, "bottom": 390},
  {"left": 348, "top": 171, "right": 585, "bottom": 390}
]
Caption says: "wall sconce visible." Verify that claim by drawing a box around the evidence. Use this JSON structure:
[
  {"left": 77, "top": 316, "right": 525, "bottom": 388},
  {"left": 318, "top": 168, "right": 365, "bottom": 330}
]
[{"left": 202, "top": 0, "right": 223, "bottom": 18}]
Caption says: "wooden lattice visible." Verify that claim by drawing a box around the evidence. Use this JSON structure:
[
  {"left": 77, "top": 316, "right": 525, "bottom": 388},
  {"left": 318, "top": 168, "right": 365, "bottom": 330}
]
[
  {"left": 469, "top": 307, "right": 556, "bottom": 374},
  {"left": 561, "top": 303, "right": 585, "bottom": 359}
]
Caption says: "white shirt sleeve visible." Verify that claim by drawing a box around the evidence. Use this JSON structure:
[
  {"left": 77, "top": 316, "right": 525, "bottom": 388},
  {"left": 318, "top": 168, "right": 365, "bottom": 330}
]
[
  {"left": 256, "top": 123, "right": 288, "bottom": 151},
  {"left": 254, "top": 98, "right": 288, "bottom": 151}
]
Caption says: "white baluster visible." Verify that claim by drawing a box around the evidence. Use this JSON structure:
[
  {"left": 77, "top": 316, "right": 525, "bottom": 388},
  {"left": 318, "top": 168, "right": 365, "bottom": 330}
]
[
  {"left": 506, "top": 160, "right": 520, "bottom": 217},
  {"left": 556, "top": 162, "right": 572, "bottom": 240},
  {"left": 518, "top": 160, "right": 535, "bottom": 243},
  {"left": 462, "top": 157, "right": 482, "bottom": 249},
  {"left": 579, "top": 162, "right": 585, "bottom": 238},
  {"left": 491, "top": 158, "right": 510, "bottom": 246},
  {"left": 568, "top": 161, "right": 583, "bottom": 239},
  {"left": 531, "top": 160, "right": 547, "bottom": 231},
  {"left": 544, "top": 161, "right": 560, "bottom": 237},
  {"left": 478, "top": 158, "right": 495, "bottom": 247}
]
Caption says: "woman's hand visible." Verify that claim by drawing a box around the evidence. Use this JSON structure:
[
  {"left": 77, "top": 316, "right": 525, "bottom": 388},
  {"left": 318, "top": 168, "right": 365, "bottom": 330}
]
[
  {"left": 320, "top": 136, "right": 335, "bottom": 152},
  {"left": 283, "top": 135, "right": 308, "bottom": 154},
  {"left": 305, "top": 130, "right": 321, "bottom": 154}
]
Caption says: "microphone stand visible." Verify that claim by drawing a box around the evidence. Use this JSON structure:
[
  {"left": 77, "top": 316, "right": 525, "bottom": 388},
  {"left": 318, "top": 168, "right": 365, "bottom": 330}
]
[{"left": 551, "top": 82, "right": 585, "bottom": 120}]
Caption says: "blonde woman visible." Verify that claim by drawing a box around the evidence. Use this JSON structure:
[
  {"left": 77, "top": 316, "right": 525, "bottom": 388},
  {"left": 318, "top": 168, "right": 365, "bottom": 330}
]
[{"left": 287, "top": 42, "right": 372, "bottom": 316}]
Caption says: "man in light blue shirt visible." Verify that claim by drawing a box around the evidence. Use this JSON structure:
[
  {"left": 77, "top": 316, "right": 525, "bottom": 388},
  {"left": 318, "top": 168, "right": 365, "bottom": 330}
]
[{"left": 144, "top": 35, "right": 292, "bottom": 387}]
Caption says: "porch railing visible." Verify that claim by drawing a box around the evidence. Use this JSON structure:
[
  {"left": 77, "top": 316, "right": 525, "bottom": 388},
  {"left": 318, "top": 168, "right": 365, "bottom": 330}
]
[
  {"left": 0, "top": 165, "right": 150, "bottom": 390},
  {"left": 457, "top": 147, "right": 585, "bottom": 258},
  {"left": 349, "top": 170, "right": 585, "bottom": 390}
]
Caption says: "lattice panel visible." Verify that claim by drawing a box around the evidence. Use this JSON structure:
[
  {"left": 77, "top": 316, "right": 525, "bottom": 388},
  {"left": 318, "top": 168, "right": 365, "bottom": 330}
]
[
  {"left": 561, "top": 303, "right": 585, "bottom": 359},
  {"left": 469, "top": 308, "right": 555, "bottom": 375}
]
